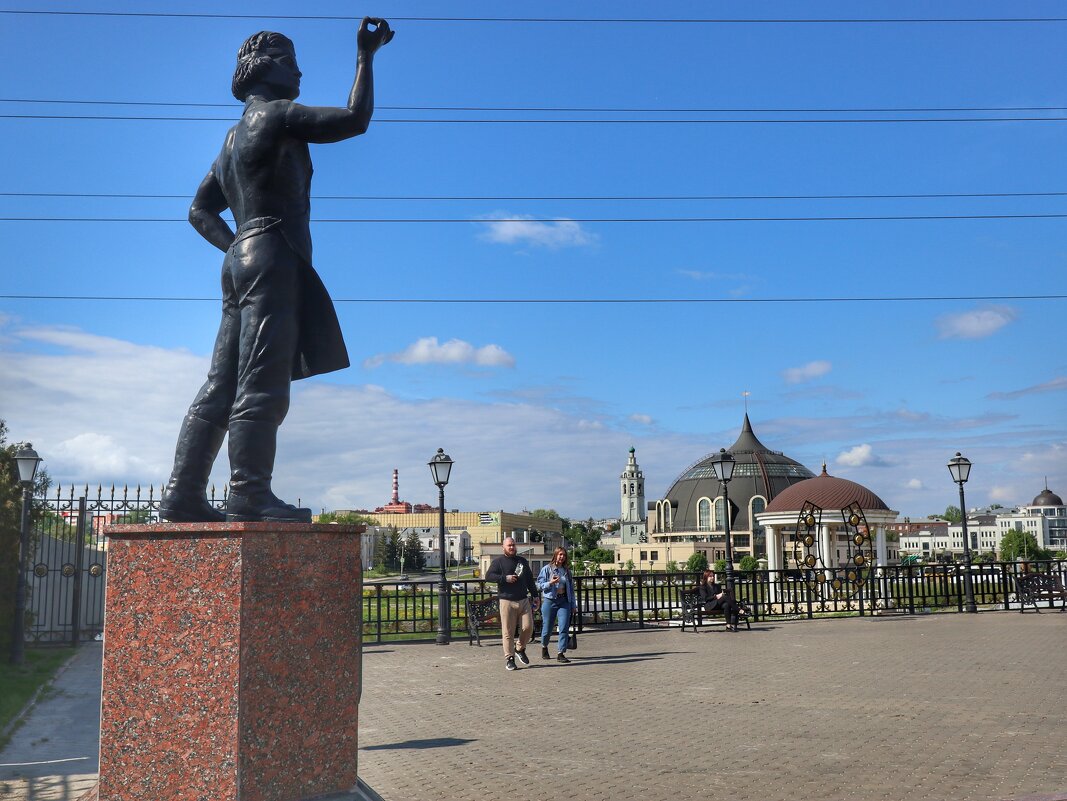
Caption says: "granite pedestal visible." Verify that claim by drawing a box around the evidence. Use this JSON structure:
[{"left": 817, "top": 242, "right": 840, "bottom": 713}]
[{"left": 98, "top": 522, "right": 363, "bottom": 801}]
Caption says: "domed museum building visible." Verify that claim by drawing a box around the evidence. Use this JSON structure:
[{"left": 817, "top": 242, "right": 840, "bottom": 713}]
[{"left": 614, "top": 414, "right": 899, "bottom": 571}]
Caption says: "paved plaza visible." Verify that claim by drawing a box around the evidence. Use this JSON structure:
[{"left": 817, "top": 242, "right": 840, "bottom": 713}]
[{"left": 2, "top": 613, "right": 1065, "bottom": 801}]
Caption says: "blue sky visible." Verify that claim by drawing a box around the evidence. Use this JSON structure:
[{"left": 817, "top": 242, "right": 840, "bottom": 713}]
[{"left": 1, "top": 1, "right": 1065, "bottom": 520}]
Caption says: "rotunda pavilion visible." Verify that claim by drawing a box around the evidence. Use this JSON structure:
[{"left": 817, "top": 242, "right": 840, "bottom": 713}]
[{"left": 756, "top": 465, "right": 900, "bottom": 576}]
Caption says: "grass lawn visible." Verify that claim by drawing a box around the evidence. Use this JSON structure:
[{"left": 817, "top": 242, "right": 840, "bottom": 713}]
[{"left": 0, "top": 647, "right": 76, "bottom": 748}]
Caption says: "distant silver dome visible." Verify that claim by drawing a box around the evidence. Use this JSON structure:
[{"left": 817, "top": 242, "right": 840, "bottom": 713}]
[{"left": 662, "top": 414, "right": 815, "bottom": 531}]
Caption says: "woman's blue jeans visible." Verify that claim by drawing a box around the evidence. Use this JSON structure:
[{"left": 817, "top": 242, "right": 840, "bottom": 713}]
[{"left": 540, "top": 598, "right": 572, "bottom": 653}]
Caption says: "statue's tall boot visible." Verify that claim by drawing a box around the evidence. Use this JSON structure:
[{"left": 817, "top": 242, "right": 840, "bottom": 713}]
[
  {"left": 159, "top": 414, "right": 227, "bottom": 523},
  {"left": 225, "top": 419, "right": 312, "bottom": 523}
]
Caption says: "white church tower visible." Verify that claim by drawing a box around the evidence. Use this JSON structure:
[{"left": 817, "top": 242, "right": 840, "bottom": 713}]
[{"left": 619, "top": 447, "right": 647, "bottom": 544}]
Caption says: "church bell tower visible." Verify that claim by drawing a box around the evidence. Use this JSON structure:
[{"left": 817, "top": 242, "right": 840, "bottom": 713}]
[{"left": 619, "top": 447, "right": 647, "bottom": 544}]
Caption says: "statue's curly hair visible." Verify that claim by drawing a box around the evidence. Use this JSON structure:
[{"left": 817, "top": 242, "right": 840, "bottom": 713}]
[{"left": 231, "top": 31, "right": 295, "bottom": 101}]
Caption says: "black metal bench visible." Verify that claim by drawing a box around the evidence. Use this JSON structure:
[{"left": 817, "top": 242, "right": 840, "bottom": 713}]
[
  {"left": 678, "top": 589, "right": 751, "bottom": 631},
  {"left": 464, "top": 596, "right": 551, "bottom": 646},
  {"left": 1013, "top": 573, "right": 1067, "bottom": 613}
]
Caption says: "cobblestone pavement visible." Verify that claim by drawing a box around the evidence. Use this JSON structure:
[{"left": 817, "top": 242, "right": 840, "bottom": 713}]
[
  {"left": 357, "top": 614, "right": 1067, "bottom": 801},
  {"left": 2, "top": 615, "right": 1065, "bottom": 801}
]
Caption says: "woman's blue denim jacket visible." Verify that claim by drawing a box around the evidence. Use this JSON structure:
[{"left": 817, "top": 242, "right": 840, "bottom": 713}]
[{"left": 536, "top": 564, "right": 576, "bottom": 608}]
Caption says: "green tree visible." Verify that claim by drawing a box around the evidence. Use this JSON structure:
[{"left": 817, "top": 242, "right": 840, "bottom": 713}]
[
  {"left": 118, "top": 508, "right": 156, "bottom": 525},
  {"left": 1054, "top": 550, "right": 1067, "bottom": 561},
  {"left": 624, "top": 559, "right": 635, "bottom": 572},
  {"left": 563, "top": 522, "right": 602, "bottom": 557},
  {"left": 384, "top": 527, "right": 402, "bottom": 571},
  {"left": 664, "top": 559, "right": 679, "bottom": 573},
  {"left": 713, "top": 558, "right": 727, "bottom": 573},
  {"left": 0, "top": 421, "right": 52, "bottom": 653},
  {"left": 403, "top": 529, "right": 426, "bottom": 572},
  {"left": 685, "top": 552, "right": 708, "bottom": 573},
  {"left": 584, "top": 547, "right": 614, "bottom": 565},
  {"left": 738, "top": 555, "right": 760, "bottom": 571},
  {"left": 318, "top": 510, "right": 378, "bottom": 526},
  {"left": 932, "top": 505, "right": 963, "bottom": 523},
  {"left": 529, "top": 508, "right": 561, "bottom": 521},
  {"left": 998, "top": 528, "right": 1051, "bottom": 562}
]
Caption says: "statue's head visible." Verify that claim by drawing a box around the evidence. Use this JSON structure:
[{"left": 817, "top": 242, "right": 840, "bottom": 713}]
[{"left": 232, "top": 31, "right": 300, "bottom": 101}]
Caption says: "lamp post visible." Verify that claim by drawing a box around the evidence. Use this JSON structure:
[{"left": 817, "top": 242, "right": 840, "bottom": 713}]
[
  {"left": 947, "top": 452, "right": 977, "bottom": 613},
  {"left": 428, "top": 448, "right": 453, "bottom": 645},
  {"left": 710, "top": 448, "right": 736, "bottom": 593},
  {"left": 10, "top": 443, "right": 41, "bottom": 665}
]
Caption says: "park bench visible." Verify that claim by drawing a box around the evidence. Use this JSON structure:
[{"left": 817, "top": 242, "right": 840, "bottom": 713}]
[
  {"left": 465, "top": 596, "right": 568, "bottom": 647},
  {"left": 1012, "top": 573, "right": 1067, "bottom": 613},
  {"left": 678, "top": 588, "right": 751, "bottom": 632}
]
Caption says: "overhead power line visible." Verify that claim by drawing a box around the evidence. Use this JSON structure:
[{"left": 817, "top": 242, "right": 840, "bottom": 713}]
[
  {"left": 3, "top": 293, "right": 1064, "bottom": 304},
  {"left": 3, "top": 113, "right": 1066, "bottom": 124},
  {"left": 1, "top": 214, "right": 1064, "bottom": 223},
  {"left": 2, "top": 10, "right": 1066, "bottom": 24},
  {"left": 2, "top": 191, "right": 1063, "bottom": 202},
  {"left": 5, "top": 98, "right": 1067, "bottom": 114}
]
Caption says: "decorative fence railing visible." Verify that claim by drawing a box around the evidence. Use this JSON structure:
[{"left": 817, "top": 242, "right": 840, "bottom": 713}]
[
  {"left": 361, "top": 560, "right": 1067, "bottom": 643},
  {"left": 22, "top": 484, "right": 225, "bottom": 644},
  {"left": 18, "top": 485, "right": 1066, "bottom": 646}
]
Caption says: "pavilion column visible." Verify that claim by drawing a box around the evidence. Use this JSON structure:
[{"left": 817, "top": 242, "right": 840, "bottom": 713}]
[
  {"left": 820, "top": 523, "right": 834, "bottom": 571},
  {"left": 875, "top": 524, "right": 888, "bottom": 566},
  {"left": 765, "top": 525, "right": 780, "bottom": 604}
]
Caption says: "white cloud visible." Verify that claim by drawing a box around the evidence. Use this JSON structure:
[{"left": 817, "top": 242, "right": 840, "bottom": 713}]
[
  {"left": 478, "top": 212, "right": 597, "bottom": 249},
  {"left": 676, "top": 269, "right": 752, "bottom": 282},
  {"left": 629, "top": 414, "right": 654, "bottom": 426},
  {"left": 53, "top": 432, "right": 153, "bottom": 476},
  {"left": 836, "top": 443, "right": 890, "bottom": 468},
  {"left": 364, "top": 337, "right": 515, "bottom": 369},
  {"left": 0, "top": 324, "right": 698, "bottom": 518},
  {"left": 936, "top": 306, "right": 1017, "bottom": 340},
  {"left": 989, "top": 485, "right": 1015, "bottom": 503},
  {"left": 906, "top": 478, "right": 924, "bottom": 490},
  {"left": 988, "top": 375, "right": 1067, "bottom": 400},
  {"left": 782, "top": 360, "right": 832, "bottom": 385}
]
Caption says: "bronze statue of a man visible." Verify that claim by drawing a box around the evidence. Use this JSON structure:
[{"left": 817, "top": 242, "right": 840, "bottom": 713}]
[{"left": 160, "top": 18, "right": 394, "bottom": 524}]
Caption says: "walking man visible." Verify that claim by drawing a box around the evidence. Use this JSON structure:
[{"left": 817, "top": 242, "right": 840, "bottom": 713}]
[
  {"left": 160, "top": 18, "right": 394, "bottom": 524},
  {"left": 485, "top": 537, "right": 539, "bottom": 671}
]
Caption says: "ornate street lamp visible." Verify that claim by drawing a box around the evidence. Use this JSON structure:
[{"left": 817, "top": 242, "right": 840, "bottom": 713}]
[
  {"left": 710, "top": 448, "right": 736, "bottom": 592},
  {"left": 947, "top": 452, "right": 977, "bottom": 613},
  {"left": 428, "top": 448, "right": 453, "bottom": 644},
  {"left": 10, "top": 443, "right": 42, "bottom": 664}
]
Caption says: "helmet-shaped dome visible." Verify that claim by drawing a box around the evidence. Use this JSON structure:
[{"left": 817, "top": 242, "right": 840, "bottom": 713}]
[{"left": 661, "top": 414, "right": 815, "bottom": 531}]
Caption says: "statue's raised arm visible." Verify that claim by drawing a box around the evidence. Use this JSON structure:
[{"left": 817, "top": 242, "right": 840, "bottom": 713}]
[{"left": 286, "top": 17, "right": 395, "bottom": 143}]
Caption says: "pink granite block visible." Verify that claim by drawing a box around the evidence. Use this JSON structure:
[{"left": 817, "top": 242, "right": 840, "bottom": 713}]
[{"left": 99, "top": 523, "right": 363, "bottom": 801}]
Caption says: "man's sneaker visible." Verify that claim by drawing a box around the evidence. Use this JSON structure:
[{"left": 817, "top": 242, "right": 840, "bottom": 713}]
[
  {"left": 505, "top": 656, "right": 517, "bottom": 671},
  {"left": 541, "top": 646, "right": 551, "bottom": 660},
  {"left": 515, "top": 648, "right": 530, "bottom": 666},
  {"left": 556, "top": 653, "right": 571, "bottom": 664}
]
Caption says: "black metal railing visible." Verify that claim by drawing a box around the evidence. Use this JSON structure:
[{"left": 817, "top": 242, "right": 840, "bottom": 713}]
[
  {"left": 18, "top": 485, "right": 1065, "bottom": 646},
  {"left": 22, "top": 484, "right": 226, "bottom": 644},
  {"left": 360, "top": 561, "right": 1066, "bottom": 642}
]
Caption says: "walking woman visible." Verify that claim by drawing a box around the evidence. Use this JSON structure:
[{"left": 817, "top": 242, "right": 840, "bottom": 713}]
[{"left": 537, "top": 547, "right": 577, "bottom": 663}]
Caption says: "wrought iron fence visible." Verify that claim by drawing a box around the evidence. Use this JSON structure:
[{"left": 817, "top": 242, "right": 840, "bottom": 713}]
[
  {"left": 362, "top": 561, "right": 1067, "bottom": 643},
  {"left": 18, "top": 484, "right": 1065, "bottom": 647},
  {"left": 22, "top": 484, "right": 226, "bottom": 644}
]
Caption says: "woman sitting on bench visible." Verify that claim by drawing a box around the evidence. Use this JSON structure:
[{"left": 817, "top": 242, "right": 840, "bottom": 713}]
[{"left": 695, "top": 569, "right": 744, "bottom": 631}]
